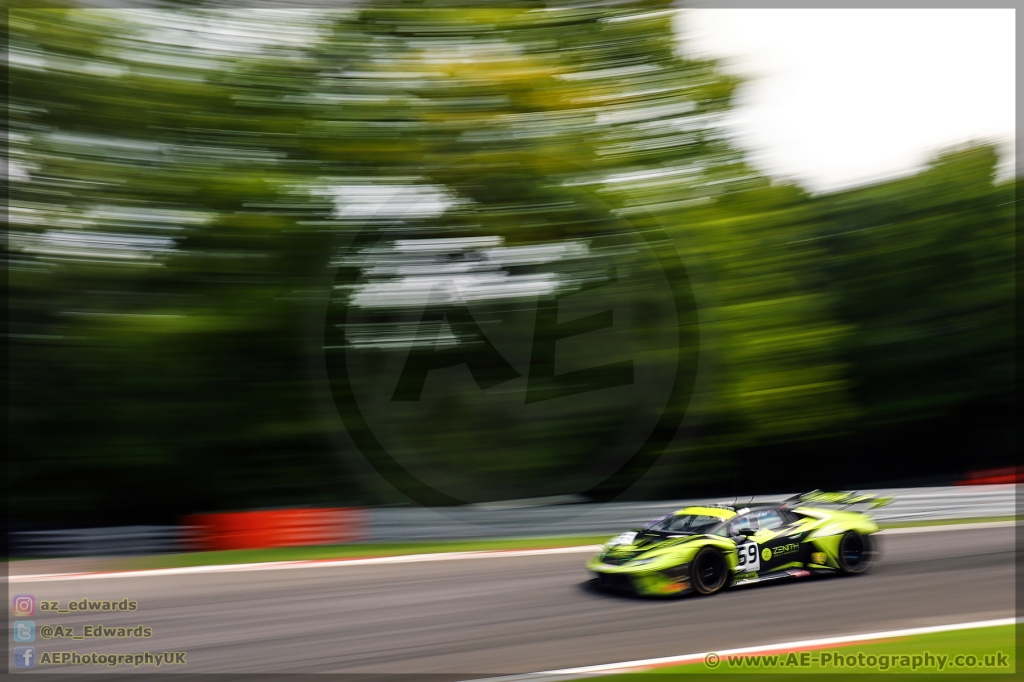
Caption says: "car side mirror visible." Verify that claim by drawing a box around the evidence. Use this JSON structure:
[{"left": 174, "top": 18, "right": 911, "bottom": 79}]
[{"left": 737, "top": 528, "right": 756, "bottom": 537}]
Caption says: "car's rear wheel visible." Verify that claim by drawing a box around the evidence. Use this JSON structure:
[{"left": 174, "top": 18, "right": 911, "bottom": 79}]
[
  {"left": 691, "top": 547, "right": 727, "bottom": 595},
  {"left": 837, "top": 531, "right": 875, "bottom": 574}
]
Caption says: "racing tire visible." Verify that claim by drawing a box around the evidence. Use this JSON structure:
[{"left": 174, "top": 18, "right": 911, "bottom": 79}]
[
  {"left": 691, "top": 547, "right": 728, "bottom": 595},
  {"left": 836, "top": 531, "right": 875, "bottom": 574}
]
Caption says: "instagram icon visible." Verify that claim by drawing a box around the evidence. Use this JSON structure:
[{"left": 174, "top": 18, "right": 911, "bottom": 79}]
[{"left": 13, "top": 595, "right": 35, "bottom": 617}]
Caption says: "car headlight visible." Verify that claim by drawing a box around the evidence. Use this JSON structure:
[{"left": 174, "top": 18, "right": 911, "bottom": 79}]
[{"left": 629, "top": 557, "right": 657, "bottom": 566}]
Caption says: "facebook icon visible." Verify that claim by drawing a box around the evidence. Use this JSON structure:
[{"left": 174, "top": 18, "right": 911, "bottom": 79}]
[{"left": 14, "top": 647, "right": 35, "bottom": 669}]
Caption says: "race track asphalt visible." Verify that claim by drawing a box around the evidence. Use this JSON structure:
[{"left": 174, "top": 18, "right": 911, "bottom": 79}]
[{"left": 13, "top": 526, "right": 1015, "bottom": 678}]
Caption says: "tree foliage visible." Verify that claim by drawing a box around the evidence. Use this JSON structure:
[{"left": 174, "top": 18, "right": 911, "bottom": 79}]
[{"left": 7, "top": 4, "right": 1014, "bottom": 525}]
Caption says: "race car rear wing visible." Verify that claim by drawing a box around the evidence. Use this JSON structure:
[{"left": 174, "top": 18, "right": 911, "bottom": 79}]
[{"left": 785, "top": 490, "right": 893, "bottom": 510}]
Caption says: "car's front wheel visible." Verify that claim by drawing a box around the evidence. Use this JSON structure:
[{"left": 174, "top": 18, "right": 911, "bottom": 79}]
[
  {"left": 836, "top": 531, "right": 875, "bottom": 574},
  {"left": 691, "top": 547, "right": 728, "bottom": 595}
]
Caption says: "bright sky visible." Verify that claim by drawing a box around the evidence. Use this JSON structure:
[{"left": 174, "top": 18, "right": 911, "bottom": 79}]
[{"left": 676, "top": 9, "right": 1016, "bottom": 193}]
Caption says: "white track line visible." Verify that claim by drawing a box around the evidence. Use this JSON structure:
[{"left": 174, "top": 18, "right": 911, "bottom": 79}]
[
  {"left": 471, "top": 618, "right": 1019, "bottom": 681},
  {"left": 8, "top": 519, "right": 1015, "bottom": 583}
]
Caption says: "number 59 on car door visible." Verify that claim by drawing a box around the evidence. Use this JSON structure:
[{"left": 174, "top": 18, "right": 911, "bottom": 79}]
[{"left": 735, "top": 541, "right": 760, "bottom": 572}]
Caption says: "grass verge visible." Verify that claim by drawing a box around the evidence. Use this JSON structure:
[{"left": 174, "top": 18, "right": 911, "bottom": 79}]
[
  {"left": 70, "top": 535, "right": 610, "bottom": 571},
  {"left": 878, "top": 515, "right": 1019, "bottom": 529}
]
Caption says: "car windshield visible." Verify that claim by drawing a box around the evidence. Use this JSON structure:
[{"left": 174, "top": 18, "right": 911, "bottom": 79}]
[{"left": 644, "top": 513, "right": 723, "bottom": 535}]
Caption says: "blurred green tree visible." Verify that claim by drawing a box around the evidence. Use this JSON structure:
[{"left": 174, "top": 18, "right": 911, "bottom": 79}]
[
  {"left": 7, "top": 4, "right": 1014, "bottom": 525},
  {"left": 806, "top": 145, "right": 1015, "bottom": 480},
  {"left": 8, "top": 7, "right": 352, "bottom": 524}
]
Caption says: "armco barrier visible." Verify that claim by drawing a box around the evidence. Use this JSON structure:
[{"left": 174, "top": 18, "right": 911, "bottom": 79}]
[
  {"left": 184, "top": 507, "right": 367, "bottom": 551},
  {"left": 8, "top": 526, "right": 185, "bottom": 557},
  {"left": 364, "top": 485, "right": 1017, "bottom": 542},
  {"left": 7, "top": 485, "right": 1015, "bottom": 556}
]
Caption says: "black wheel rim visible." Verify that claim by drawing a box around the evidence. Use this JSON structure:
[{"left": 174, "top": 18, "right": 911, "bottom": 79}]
[
  {"left": 697, "top": 553, "right": 724, "bottom": 590},
  {"left": 842, "top": 534, "right": 865, "bottom": 567}
]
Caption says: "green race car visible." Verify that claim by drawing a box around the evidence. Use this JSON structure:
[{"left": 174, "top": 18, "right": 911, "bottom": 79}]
[{"left": 588, "top": 491, "right": 891, "bottom": 597}]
